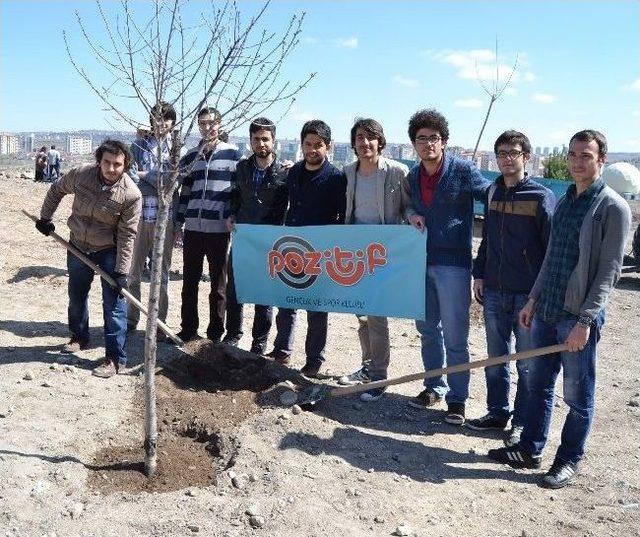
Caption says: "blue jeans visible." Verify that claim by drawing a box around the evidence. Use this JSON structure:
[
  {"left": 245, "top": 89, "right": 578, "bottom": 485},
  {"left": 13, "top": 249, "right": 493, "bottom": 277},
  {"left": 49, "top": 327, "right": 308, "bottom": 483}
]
[
  {"left": 67, "top": 248, "right": 128, "bottom": 365},
  {"left": 273, "top": 308, "right": 327, "bottom": 367},
  {"left": 416, "top": 265, "right": 471, "bottom": 404},
  {"left": 483, "top": 288, "right": 535, "bottom": 424},
  {"left": 519, "top": 312, "right": 604, "bottom": 465}
]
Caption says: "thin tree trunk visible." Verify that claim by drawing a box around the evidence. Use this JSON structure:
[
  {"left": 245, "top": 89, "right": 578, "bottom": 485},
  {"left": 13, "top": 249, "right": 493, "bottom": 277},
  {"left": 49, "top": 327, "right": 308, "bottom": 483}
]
[{"left": 472, "top": 97, "right": 496, "bottom": 160}]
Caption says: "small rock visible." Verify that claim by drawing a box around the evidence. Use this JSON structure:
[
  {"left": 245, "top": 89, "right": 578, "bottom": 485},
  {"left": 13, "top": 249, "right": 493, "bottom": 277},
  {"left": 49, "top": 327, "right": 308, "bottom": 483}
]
[
  {"left": 248, "top": 473, "right": 258, "bottom": 483},
  {"left": 41, "top": 381, "right": 53, "bottom": 388},
  {"left": 187, "top": 524, "right": 200, "bottom": 533},
  {"left": 69, "top": 502, "right": 84, "bottom": 519},
  {"left": 23, "top": 371, "right": 35, "bottom": 381},
  {"left": 228, "top": 470, "right": 237, "bottom": 480},
  {"left": 393, "top": 522, "right": 412, "bottom": 536},
  {"left": 287, "top": 496, "right": 294, "bottom": 503},
  {"left": 521, "top": 531, "right": 529, "bottom": 537},
  {"left": 245, "top": 504, "right": 260, "bottom": 516},
  {"left": 30, "top": 481, "right": 49, "bottom": 496},
  {"left": 49, "top": 363, "right": 60, "bottom": 371},
  {"left": 627, "top": 399, "right": 639, "bottom": 408},
  {"left": 367, "top": 468, "right": 374, "bottom": 473},
  {"left": 279, "top": 390, "right": 298, "bottom": 406},
  {"left": 231, "top": 476, "right": 246, "bottom": 489},
  {"left": 468, "top": 447, "right": 479, "bottom": 455},
  {"left": 291, "top": 404, "right": 302, "bottom": 415},
  {"left": 185, "top": 488, "right": 196, "bottom": 497},
  {"left": 374, "top": 516, "right": 386, "bottom": 524},
  {"left": 249, "top": 515, "right": 265, "bottom": 528}
]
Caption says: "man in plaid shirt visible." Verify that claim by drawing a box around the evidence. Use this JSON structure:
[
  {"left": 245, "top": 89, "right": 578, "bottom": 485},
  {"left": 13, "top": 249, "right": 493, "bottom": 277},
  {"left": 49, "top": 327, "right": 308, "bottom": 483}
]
[{"left": 489, "top": 130, "right": 632, "bottom": 489}]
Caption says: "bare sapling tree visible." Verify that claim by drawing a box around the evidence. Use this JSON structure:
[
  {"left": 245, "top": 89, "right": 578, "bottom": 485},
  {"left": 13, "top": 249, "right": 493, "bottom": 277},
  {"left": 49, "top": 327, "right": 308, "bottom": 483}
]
[
  {"left": 471, "top": 39, "right": 518, "bottom": 159},
  {"left": 64, "top": 0, "right": 314, "bottom": 477}
]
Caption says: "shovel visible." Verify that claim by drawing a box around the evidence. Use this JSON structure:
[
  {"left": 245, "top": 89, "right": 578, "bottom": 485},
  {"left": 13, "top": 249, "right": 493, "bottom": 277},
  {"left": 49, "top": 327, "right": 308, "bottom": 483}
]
[
  {"left": 23, "top": 210, "right": 183, "bottom": 346},
  {"left": 294, "top": 343, "right": 568, "bottom": 408}
]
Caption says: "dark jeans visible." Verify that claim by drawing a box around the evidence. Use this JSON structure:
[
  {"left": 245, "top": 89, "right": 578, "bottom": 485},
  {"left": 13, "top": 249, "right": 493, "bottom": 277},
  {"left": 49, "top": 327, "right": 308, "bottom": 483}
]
[
  {"left": 67, "top": 247, "right": 127, "bottom": 365},
  {"left": 519, "top": 311, "right": 604, "bottom": 465},
  {"left": 482, "top": 288, "right": 535, "bottom": 425},
  {"left": 273, "top": 308, "right": 327, "bottom": 367},
  {"left": 225, "top": 251, "right": 273, "bottom": 352},
  {"left": 181, "top": 230, "right": 230, "bottom": 340}
]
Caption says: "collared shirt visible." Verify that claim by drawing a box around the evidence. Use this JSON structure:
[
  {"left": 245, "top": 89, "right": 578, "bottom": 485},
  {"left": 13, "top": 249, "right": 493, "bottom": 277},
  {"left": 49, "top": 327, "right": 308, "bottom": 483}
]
[
  {"left": 418, "top": 158, "right": 443, "bottom": 207},
  {"left": 537, "top": 179, "right": 606, "bottom": 323}
]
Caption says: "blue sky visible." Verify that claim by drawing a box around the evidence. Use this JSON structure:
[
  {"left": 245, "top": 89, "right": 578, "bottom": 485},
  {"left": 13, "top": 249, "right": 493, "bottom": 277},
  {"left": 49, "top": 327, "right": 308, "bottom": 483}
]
[{"left": 1, "top": 0, "right": 639, "bottom": 151}]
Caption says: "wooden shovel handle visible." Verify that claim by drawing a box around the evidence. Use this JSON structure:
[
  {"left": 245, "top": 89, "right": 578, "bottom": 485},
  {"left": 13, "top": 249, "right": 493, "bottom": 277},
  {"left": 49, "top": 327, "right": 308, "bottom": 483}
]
[
  {"left": 23, "top": 210, "right": 183, "bottom": 346},
  {"left": 330, "top": 343, "right": 568, "bottom": 397}
]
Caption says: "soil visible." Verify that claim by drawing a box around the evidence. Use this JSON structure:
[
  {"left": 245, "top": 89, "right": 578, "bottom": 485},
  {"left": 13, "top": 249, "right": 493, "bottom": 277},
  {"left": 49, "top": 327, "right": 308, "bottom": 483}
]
[{"left": 1, "top": 165, "right": 639, "bottom": 537}]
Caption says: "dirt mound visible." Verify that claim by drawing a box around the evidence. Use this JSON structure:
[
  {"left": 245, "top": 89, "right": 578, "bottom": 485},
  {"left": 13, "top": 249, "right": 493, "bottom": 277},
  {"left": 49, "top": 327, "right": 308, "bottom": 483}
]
[{"left": 87, "top": 342, "right": 300, "bottom": 494}]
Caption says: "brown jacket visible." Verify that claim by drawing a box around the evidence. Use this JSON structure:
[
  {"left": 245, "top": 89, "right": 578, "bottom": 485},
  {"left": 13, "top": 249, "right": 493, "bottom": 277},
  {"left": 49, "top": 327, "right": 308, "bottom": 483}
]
[{"left": 40, "top": 163, "right": 142, "bottom": 274}]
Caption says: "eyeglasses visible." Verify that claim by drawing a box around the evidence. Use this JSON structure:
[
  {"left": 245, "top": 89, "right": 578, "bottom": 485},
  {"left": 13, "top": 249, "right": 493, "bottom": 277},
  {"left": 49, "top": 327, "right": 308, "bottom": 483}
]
[
  {"left": 415, "top": 135, "right": 442, "bottom": 145},
  {"left": 496, "top": 150, "right": 524, "bottom": 159}
]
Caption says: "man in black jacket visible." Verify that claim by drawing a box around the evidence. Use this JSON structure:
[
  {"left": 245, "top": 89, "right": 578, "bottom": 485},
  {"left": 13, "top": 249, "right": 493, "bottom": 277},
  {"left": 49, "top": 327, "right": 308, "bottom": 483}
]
[
  {"left": 468, "top": 130, "right": 555, "bottom": 444},
  {"left": 224, "top": 118, "right": 289, "bottom": 353},
  {"left": 266, "top": 119, "right": 346, "bottom": 377}
]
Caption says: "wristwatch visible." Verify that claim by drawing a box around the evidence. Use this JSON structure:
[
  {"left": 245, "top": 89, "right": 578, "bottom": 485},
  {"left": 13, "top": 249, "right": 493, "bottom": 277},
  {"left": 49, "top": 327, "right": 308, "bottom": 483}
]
[{"left": 577, "top": 314, "right": 592, "bottom": 327}]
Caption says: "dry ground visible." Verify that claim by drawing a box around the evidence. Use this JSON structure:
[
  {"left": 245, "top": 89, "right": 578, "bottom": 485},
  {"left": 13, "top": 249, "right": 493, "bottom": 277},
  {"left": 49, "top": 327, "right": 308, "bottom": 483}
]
[{"left": 1, "top": 165, "right": 639, "bottom": 537}]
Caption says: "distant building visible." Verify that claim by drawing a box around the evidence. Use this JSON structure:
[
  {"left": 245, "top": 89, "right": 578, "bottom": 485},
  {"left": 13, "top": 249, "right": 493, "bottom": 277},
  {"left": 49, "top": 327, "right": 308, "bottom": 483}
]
[
  {"left": 23, "top": 133, "right": 35, "bottom": 153},
  {"left": 0, "top": 133, "right": 19, "bottom": 155},
  {"left": 332, "top": 142, "right": 351, "bottom": 164},
  {"left": 67, "top": 136, "right": 92, "bottom": 154},
  {"left": 543, "top": 146, "right": 550, "bottom": 156},
  {"left": 534, "top": 146, "right": 542, "bottom": 155},
  {"left": 399, "top": 144, "right": 416, "bottom": 160}
]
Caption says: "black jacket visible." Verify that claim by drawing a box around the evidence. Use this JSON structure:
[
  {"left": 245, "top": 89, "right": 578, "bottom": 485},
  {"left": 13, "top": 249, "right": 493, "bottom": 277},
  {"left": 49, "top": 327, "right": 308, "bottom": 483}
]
[
  {"left": 473, "top": 175, "right": 556, "bottom": 294},
  {"left": 285, "top": 159, "right": 346, "bottom": 226},
  {"left": 230, "top": 154, "right": 289, "bottom": 225}
]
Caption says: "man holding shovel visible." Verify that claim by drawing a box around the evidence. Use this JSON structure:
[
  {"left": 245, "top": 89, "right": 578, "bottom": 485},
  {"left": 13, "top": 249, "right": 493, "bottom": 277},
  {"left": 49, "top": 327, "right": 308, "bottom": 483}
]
[
  {"left": 35, "top": 140, "right": 142, "bottom": 378},
  {"left": 488, "top": 130, "right": 631, "bottom": 488}
]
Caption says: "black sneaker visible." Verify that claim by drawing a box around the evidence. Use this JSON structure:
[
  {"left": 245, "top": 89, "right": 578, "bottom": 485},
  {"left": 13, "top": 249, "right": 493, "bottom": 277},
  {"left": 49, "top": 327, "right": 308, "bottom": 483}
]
[
  {"left": 300, "top": 363, "right": 321, "bottom": 379},
  {"left": 444, "top": 403, "right": 466, "bottom": 425},
  {"left": 541, "top": 459, "right": 578, "bottom": 489},
  {"left": 222, "top": 336, "right": 240, "bottom": 347},
  {"left": 338, "top": 365, "right": 371, "bottom": 386},
  {"left": 487, "top": 446, "right": 542, "bottom": 469},
  {"left": 408, "top": 389, "right": 443, "bottom": 409},
  {"left": 175, "top": 330, "right": 199, "bottom": 344},
  {"left": 466, "top": 413, "right": 509, "bottom": 431}
]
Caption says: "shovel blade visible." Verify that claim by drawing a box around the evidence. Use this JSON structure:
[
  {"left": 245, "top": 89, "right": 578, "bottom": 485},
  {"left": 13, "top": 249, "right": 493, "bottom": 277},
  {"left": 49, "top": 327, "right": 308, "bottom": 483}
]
[{"left": 296, "top": 384, "right": 332, "bottom": 410}]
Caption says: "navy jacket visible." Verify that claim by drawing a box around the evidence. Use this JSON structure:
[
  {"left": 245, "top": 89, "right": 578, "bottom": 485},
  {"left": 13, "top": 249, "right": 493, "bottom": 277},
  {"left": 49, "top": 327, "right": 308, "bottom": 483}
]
[
  {"left": 408, "top": 152, "right": 490, "bottom": 268},
  {"left": 285, "top": 159, "right": 346, "bottom": 226},
  {"left": 473, "top": 175, "right": 556, "bottom": 294}
]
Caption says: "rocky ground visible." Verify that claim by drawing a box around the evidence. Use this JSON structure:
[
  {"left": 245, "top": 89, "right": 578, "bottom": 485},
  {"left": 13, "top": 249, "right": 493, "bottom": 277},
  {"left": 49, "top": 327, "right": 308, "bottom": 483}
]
[{"left": 1, "top": 163, "right": 639, "bottom": 537}]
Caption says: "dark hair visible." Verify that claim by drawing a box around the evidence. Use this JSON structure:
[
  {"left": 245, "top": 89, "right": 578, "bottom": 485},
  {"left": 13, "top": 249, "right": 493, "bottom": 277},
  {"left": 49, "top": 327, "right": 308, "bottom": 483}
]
[
  {"left": 95, "top": 139, "right": 131, "bottom": 169},
  {"left": 300, "top": 119, "right": 331, "bottom": 145},
  {"left": 350, "top": 118, "right": 386, "bottom": 154},
  {"left": 149, "top": 101, "right": 177, "bottom": 127},
  {"left": 250, "top": 117, "right": 276, "bottom": 138},
  {"left": 569, "top": 129, "right": 607, "bottom": 158},
  {"left": 51, "top": 145, "right": 56, "bottom": 149},
  {"left": 40, "top": 146, "right": 47, "bottom": 152},
  {"left": 494, "top": 130, "right": 532, "bottom": 155},
  {"left": 407, "top": 109, "right": 449, "bottom": 143},
  {"left": 198, "top": 106, "right": 222, "bottom": 122}
]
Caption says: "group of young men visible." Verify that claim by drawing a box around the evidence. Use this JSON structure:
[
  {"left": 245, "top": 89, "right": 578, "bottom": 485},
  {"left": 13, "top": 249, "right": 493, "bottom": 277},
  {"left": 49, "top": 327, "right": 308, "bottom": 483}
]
[
  {"left": 34, "top": 145, "right": 62, "bottom": 182},
  {"left": 34, "top": 104, "right": 631, "bottom": 490}
]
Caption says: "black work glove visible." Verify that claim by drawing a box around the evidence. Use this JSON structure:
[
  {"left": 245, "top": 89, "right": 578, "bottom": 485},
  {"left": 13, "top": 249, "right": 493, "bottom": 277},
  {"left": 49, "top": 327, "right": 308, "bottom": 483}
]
[
  {"left": 35, "top": 218, "right": 55, "bottom": 236},
  {"left": 114, "top": 272, "right": 128, "bottom": 296}
]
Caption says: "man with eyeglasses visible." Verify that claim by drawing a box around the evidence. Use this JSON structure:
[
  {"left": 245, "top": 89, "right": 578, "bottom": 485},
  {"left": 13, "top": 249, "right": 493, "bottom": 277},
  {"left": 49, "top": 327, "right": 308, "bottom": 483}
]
[
  {"left": 405, "top": 109, "right": 490, "bottom": 426},
  {"left": 223, "top": 118, "right": 289, "bottom": 354},
  {"left": 467, "top": 131, "right": 555, "bottom": 446},
  {"left": 175, "top": 107, "right": 244, "bottom": 343},
  {"left": 489, "top": 130, "right": 631, "bottom": 489}
]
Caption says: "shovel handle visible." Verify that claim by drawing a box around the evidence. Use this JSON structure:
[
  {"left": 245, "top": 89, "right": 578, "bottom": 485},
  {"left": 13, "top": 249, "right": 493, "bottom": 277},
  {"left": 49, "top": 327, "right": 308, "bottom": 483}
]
[
  {"left": 23, "top": 210, "right": 183, "bottom": 346},
  {"left": 330, "top": 343, "right": 568, "bottom": 397}
]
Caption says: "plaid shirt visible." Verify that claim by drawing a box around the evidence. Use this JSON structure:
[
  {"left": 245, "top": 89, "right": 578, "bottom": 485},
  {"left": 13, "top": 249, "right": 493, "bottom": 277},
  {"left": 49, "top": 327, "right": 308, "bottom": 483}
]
[
  {"left": 142, "top": 195, "right": 159, "bottom": 222},
  {"left": 537, "top": 179, "right": 605, "bottom": 323}
]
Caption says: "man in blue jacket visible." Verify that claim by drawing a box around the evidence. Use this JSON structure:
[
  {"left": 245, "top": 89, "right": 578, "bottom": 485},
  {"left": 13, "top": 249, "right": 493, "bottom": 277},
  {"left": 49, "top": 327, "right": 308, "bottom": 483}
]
[
  {"left": 489, "top": 130, "right": 631, "bottom": 489},
  {"left": 266, "top": 119, "right": 346, "bottom": 378},
  {"left": 406, "top": 109, "right": 490, "bottom": 425},
  {"left": 467, "top": 130, "right": 555, "bottom": 446}
]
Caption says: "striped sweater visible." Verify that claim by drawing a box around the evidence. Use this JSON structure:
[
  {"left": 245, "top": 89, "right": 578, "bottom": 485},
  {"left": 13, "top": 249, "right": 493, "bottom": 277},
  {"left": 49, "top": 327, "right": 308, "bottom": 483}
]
[{"left": 176, "top": 141, "right": 244, "bottom": 233}]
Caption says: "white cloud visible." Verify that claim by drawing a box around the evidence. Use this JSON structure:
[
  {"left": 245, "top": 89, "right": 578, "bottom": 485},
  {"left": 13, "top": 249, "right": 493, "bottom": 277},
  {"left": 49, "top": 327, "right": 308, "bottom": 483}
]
[
  {"left": 430, "top": 48, "right": 518, "bottom": 84},
  {"left": 287, "top": 104, "right": 314, "bottom": 122},
  {"left": 532, "top": 93, "right": 558, "bottom": 104},
  {"left": 302, "top": 36, "right": 319, "bottom": 45},
  {"left": 503, "top": 87, "right": 518, "bottom": 96},
  {"left": 454, "top": 98, "right": 483, "bottom": 108},
  {"left": 392, "top": 75, "right": 420, "bottom": 88},
  {"left": 333, "top": 37, "right": 358, "bottom": 49},
  {"left": 523, "top": 72, "right": 536, "bottom": 82},
  {"left": 622, "top": 78, "right": 640, "bottom": 92}
]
